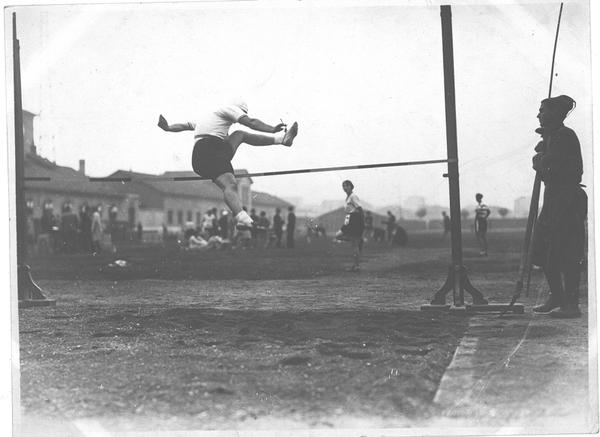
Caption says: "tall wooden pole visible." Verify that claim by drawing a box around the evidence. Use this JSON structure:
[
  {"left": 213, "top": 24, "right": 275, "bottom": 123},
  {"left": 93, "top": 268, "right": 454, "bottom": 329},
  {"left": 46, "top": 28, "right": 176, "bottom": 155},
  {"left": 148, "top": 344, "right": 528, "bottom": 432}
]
[
  {"left": 13, "top": 12, "right": 55, "bottom": 307},
  {"left": 13, "top": 12, "right": 26, "bottom": 267},
  {"left": 440, "top": 5, "right": 465, "bottom": 305},
  {"left": 425, "top": 5, "right": 492, "bottom": 309}
]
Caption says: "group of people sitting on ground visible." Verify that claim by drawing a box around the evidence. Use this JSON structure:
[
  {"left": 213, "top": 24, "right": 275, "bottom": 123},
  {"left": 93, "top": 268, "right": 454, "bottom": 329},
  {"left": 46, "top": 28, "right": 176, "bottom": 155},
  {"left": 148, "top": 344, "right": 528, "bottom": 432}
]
[{"left": 177, "top": 205, "right": 298, "bottom": 251}]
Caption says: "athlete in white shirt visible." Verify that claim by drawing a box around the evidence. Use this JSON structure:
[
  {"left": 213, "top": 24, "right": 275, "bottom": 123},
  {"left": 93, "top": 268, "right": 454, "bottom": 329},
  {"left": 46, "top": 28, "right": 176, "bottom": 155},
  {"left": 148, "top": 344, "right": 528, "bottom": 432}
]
[
  {"left": 335, "top": 180, "right": 365, "bottom": 272},
  {"left": 158, "top": 99, "right": 298, "bottom": 230}
]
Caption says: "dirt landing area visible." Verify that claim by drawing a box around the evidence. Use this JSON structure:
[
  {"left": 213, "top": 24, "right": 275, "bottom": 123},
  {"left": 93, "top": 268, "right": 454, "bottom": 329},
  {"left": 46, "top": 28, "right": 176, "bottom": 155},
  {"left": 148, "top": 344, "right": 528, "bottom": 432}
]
[{"left": 19, "top": 276, "right": 467, "bottom": 433}]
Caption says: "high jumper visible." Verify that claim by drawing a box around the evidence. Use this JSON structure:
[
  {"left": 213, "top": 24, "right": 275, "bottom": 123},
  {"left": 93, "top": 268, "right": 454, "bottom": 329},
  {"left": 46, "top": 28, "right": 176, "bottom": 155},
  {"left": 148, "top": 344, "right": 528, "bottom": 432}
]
[{"left": 158, "top": 99, "right": 298, "bottom": 230}]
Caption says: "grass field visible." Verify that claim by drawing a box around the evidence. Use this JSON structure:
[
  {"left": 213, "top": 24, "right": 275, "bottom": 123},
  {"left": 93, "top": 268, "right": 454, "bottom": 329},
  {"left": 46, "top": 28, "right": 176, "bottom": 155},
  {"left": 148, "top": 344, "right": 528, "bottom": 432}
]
[{"left": 18, "top": 229, "right": 585, "bottom": 431}]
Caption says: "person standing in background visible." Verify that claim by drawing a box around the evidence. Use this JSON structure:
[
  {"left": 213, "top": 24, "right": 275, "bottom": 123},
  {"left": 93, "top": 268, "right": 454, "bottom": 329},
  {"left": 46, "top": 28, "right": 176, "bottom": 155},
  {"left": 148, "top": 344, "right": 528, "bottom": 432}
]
[
  {"left": 383, "top": 211, "right": 396, "bottom": 244},
  {"left": 91, "top": 205, "right": 103, "bottom": 254},
  {"left": 286, "top": 206, "right": 296, "bottom": 249},
  {"left": 442, "top": 211, "right": 451, "bottom": 240},
  {"left": 474, "top": 193, "right": 491, "bottom": 256},
  {"left": 273, "top": 208, "right": 284, "bottom": 248}
]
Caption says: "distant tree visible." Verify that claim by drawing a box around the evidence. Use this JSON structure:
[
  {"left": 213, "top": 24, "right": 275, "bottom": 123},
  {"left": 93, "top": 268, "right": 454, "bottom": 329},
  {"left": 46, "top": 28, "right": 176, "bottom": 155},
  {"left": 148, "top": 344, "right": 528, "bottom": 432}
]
[
  {"left": 498, "top": 207, "right": 510, "bottom": 218},
  {"left": 416, "top": 207, "right": 427, "bottom": 220},
  {"left": 461, "top": 209, "right": 470, "bottom": 220}
]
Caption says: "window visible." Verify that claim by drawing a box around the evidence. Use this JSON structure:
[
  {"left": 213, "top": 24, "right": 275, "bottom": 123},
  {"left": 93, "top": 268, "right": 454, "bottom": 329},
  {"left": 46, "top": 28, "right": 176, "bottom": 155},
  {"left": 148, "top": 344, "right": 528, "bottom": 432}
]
[
  {"left": 196, "top": 212, "right": 201, "bottom": 224},
  {"left": 177, "top": 210, "right": 183, "bottom": 225},
  {"left": 187, "top": 210, "right": 192, "bottom": 222},
  {"left": 167, "top": 210, "right": 173, "bottom": 225}
]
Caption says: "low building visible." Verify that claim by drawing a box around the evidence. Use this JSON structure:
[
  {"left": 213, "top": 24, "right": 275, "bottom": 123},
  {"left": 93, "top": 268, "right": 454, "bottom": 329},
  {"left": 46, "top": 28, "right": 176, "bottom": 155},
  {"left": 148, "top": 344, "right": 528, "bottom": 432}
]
[
  {"left": 107, "top": 170, "right": 292, "bottom": 236},
  {"left": 22, "top": 110, "right": 139, "bottom": 249},
  {"left": 25, "top": 156, "right": 139, "bottom": 226},
  {"left": 108, "top": 170, "right": 252, "bottom": 234},
  {"left": 251, "top": 191, "right": 293, "bottom": 218}
]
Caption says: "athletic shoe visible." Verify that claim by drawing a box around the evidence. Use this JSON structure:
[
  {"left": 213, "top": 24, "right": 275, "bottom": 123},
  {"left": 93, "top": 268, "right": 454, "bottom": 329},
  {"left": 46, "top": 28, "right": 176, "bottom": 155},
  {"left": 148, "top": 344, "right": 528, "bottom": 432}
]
[
  {"left": 335, "top": 231, "right": 351, "bottom": 242},
  {"left": 235, "top": 210, "right": 254, "bottom": 231},
  {"left": 282, "top": 122, "right": 298, "bottom": 147},
  {"left": 236, "top": 221, "right": 253, "bottom": 231},
  {"left": 549, "top": 305, "right": 582, "bottom": 319},
  {"left": 532, "top": 298, "right": 561, "bottom": 314}
]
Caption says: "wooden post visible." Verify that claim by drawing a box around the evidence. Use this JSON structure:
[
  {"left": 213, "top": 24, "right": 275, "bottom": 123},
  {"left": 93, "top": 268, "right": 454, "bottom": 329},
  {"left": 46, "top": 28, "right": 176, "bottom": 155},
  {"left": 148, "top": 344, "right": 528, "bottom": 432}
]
[{"left": 13, "top": 12, "right": 55, "bottom": 307}]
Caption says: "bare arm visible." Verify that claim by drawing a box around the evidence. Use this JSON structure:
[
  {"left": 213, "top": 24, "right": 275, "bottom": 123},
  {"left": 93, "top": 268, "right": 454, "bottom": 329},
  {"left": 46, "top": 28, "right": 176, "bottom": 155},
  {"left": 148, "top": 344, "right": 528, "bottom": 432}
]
[
  {"left": 237, "top": 115, "right": 286, "bottom": 133},
  {"left": 158, "top": 114, "right": 195, "bottom": 132}
]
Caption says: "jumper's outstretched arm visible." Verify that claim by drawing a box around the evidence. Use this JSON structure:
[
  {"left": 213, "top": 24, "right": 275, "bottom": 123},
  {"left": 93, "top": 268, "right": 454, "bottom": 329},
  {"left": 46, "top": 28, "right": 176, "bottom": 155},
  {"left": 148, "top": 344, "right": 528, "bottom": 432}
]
[{"left": 158, "top": 114, "right": 194, "bottom": 132}]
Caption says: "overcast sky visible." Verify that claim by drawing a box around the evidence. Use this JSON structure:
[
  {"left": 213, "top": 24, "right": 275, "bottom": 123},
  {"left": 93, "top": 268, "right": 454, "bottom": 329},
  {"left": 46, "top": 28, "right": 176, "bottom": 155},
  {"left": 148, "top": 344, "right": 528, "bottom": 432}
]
[{"left": 8, "top": 0, "right": 593, "bottom": 209}]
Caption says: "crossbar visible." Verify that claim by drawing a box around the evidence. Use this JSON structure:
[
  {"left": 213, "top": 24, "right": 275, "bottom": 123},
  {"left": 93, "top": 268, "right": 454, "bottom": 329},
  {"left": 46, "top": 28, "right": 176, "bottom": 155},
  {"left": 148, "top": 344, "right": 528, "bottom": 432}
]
[{"left": 25, "top": 158, "right": 454, "bottom": 183}]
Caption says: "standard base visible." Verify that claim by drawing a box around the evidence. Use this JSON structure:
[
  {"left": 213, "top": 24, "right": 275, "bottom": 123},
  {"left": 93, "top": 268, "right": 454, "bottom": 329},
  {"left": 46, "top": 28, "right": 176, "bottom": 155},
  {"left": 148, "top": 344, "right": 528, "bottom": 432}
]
[
  {"left": 466, "top": 303, "right": 525, "bottom": 314},
  {"left": 18, "top": 264, "right": 56, "bottom": 307},
  {"left": 19, "top": 299, "right": 56, "bottom": 308},
  {"left": 420, "top": 303, "right": 525, "bottom": 314},
  {"left": 420, "top": 304, "right": 451, "bottom": 311}
]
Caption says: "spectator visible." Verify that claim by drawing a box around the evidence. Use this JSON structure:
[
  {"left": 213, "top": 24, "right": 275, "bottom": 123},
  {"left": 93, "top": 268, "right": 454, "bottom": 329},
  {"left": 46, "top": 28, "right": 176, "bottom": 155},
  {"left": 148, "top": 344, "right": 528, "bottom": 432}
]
[
  {"left": 183, "top": 221, "right": 197, "bottom": 241},
  {"left": 91, "top": 205, "right": 103, "bottom": 253},
  {"left": 188, "top": 232, "right": 227, "bottom": 251},
  {"left": 442, "top": 211, "right": 451, "bottom": 240},
  {"left": 79, "top": 203, "right": 93, "bottom": 253},
  {"left": 474, "top": 193, "right": 491, "bottom": 256},
  {"left": 287, "top": 206, "right": 296, "bottom": 248},
  {"left": 137, "top": 222, "right": 143, "bottom": 242},
  {"left": 162, "top": 223, "right": 168, "bottom": 243},
  {"left": 218, "top": 210, "right": 230, "bottom": 240},
  {"left": 60, "top": 203, "right": 79, "bottom": 253},
  {"left": 272, "top": 207, "right": 284, "bottom": 248},
  {"left": 249, "top": 208, "right": 259, "bottom": 247},
  {"left": 383, "top": 211, "right": 396, "bottom": 243},
  {"left": 201, "top": 209, "right": 216, "bottom": 236},
  {"left": 256, "top": 211, "right": 270, "bottom": 248}
]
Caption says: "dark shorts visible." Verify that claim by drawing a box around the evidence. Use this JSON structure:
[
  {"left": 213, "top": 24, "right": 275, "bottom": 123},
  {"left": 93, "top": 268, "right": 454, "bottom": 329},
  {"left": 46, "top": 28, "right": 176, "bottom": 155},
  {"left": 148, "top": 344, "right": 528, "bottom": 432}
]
[
  {"left": 475, "top": 219, "right": 487, "bottom": 234},
  {"left": 192, "top": 136, "right": 234, "bottom": 181},
  {"left": 340, "top": 211, "right": 365, "bottom": 239}
]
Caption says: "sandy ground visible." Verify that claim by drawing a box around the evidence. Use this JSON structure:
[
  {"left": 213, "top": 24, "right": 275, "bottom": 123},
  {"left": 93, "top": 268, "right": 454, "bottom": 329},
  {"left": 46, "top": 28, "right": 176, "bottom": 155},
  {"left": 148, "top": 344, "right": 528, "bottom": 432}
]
[{"left": 15, "top": 231, "right": 593, "bottom": 435}]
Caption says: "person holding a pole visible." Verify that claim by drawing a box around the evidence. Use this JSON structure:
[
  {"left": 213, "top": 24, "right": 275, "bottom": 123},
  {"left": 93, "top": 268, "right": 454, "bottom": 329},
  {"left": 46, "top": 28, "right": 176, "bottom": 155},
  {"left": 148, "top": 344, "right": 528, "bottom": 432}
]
[{"left": 531, "top": 95, "right": 587, "bottom": 318}]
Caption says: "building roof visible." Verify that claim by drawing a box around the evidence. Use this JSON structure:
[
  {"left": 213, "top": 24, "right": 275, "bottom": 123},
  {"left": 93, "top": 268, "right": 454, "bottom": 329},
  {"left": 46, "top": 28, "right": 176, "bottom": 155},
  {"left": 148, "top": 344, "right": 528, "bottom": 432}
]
[
  {"left": 24, "top": 154, "right": 130, "bottom": 198},
  {"left": 251, "top": 191, "right": 293, "bottom": 208},
  {"left": 109, "top": 170, "right": 226, "bottom": 201}
]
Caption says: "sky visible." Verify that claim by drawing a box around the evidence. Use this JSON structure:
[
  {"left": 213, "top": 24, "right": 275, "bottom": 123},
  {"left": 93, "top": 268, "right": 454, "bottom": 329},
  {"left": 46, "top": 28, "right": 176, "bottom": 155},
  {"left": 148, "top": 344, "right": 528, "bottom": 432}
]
[{"left": 5, "top": 0, "right": 594, "bottom": 210}]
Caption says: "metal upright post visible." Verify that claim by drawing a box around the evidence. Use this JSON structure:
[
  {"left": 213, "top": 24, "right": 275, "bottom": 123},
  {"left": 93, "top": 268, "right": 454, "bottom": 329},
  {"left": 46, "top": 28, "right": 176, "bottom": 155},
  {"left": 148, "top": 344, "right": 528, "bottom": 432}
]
[{"left": 421, "top": 5, "right": 522, "bottom": 314}]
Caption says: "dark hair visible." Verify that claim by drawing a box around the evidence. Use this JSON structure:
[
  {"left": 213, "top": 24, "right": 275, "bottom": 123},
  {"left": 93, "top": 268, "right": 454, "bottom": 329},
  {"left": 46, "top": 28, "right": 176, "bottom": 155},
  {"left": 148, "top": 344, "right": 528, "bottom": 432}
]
[
  {"left": 476, "top": 193, "right": 483, "bottom": 201},
  {"left": 541, "top": 95, "right": 576, "bottom": 120},
  {"left": 342, "top": 180, "right": 354, "bottom": 190}
]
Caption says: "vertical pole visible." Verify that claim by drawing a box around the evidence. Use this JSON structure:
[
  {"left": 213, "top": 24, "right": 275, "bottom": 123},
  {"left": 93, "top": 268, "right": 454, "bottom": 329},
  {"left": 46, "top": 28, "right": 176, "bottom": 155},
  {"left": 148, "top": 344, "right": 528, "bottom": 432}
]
[
  {"left": 440, "top": 5, "right": 464, "bottom": 306},
  {"left": 13, "top": 12, "right": 55, "bottom": 306},
  {"left": 13, "top": 12, "right": 26, "bottom": 267}
]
